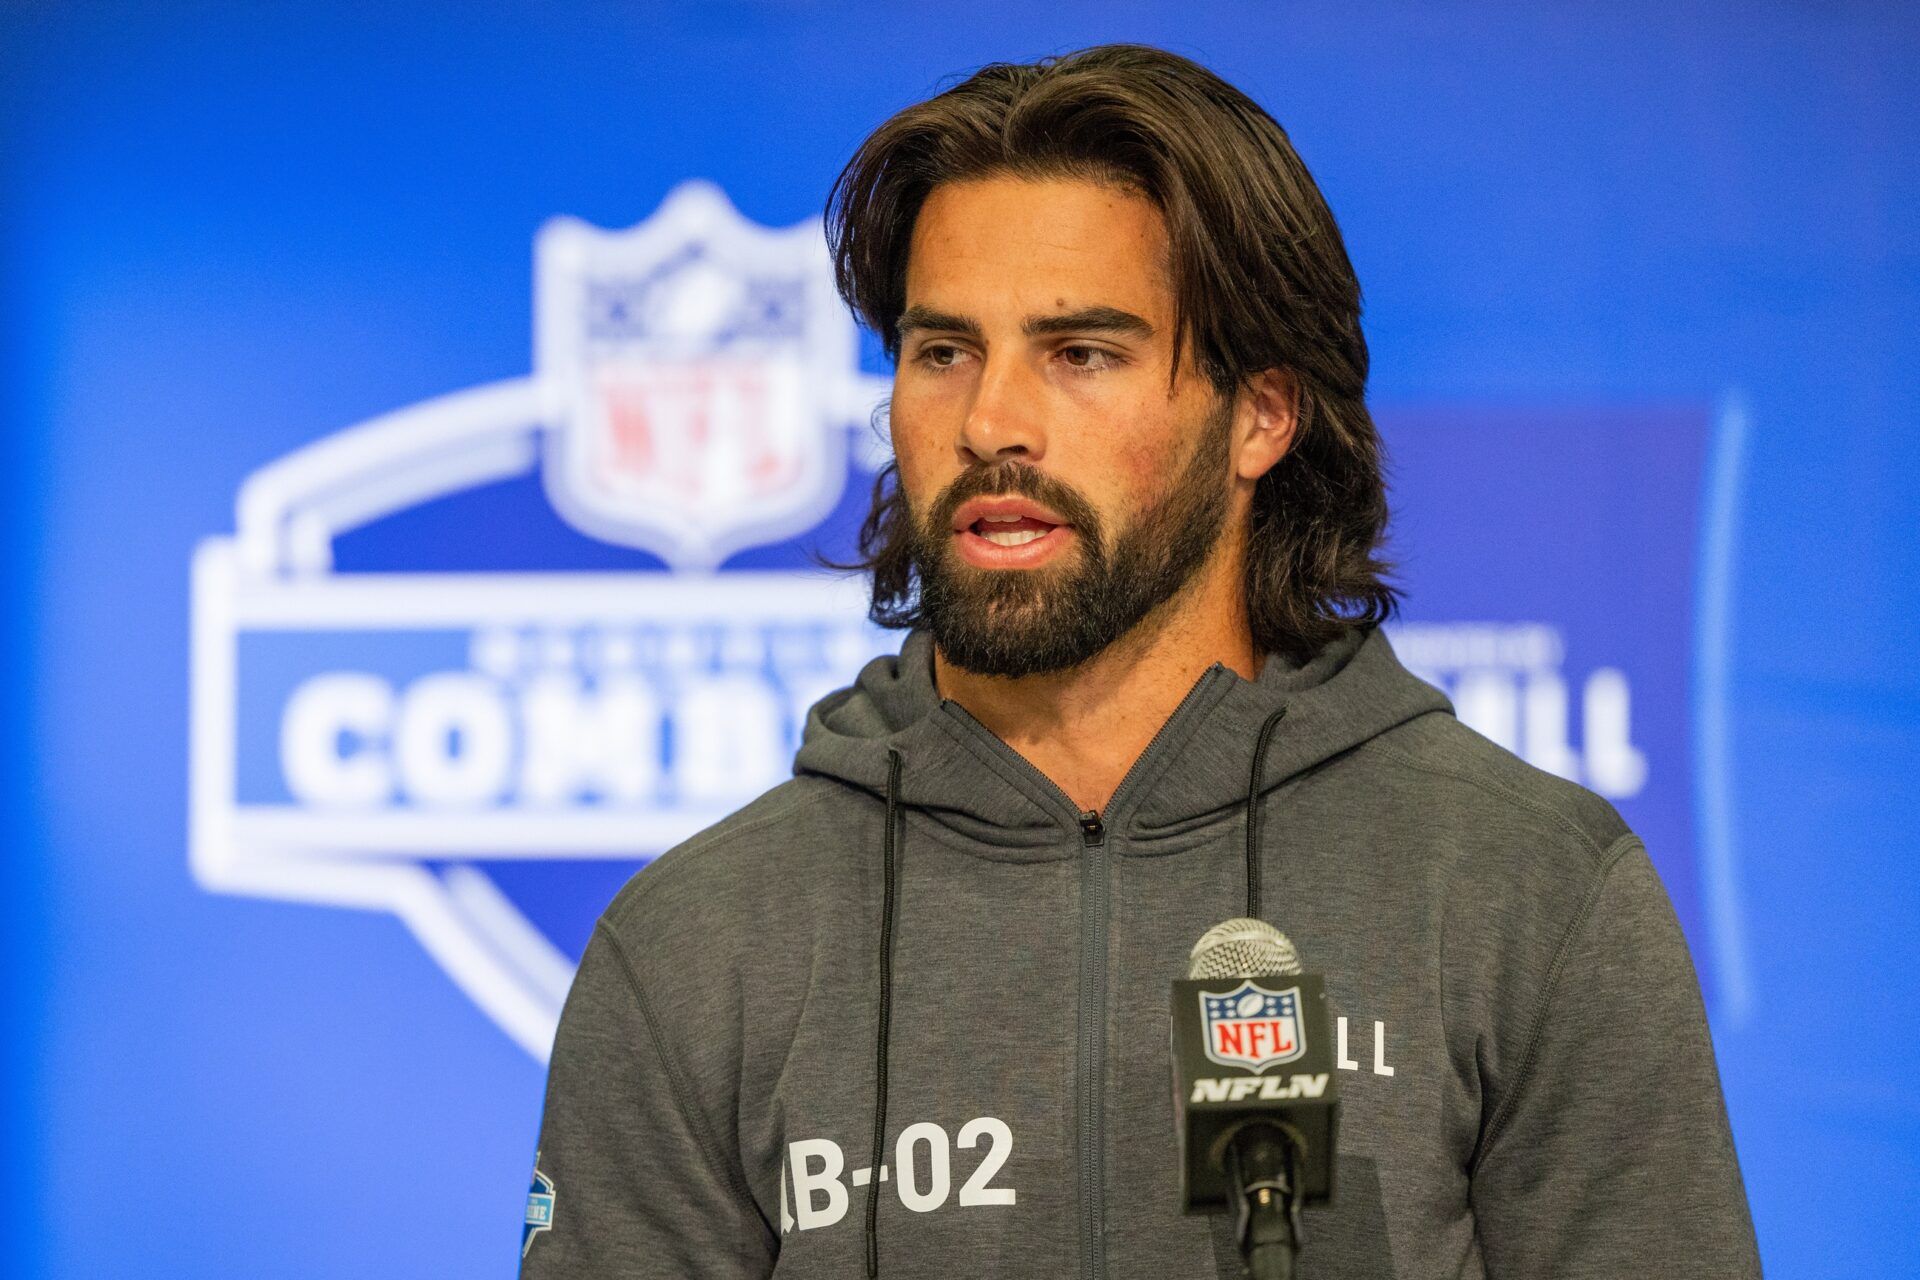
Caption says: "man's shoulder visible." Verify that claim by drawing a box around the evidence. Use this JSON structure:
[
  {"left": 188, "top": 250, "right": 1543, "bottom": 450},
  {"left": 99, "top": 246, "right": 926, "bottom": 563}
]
[
  {"left": 563, "top": 775, "right": 864, "bottom": 1121},
  {"left": 1355, "top": 710, "right": 1635, "bottom": 873},
  {"left": 596, "top": 773, "right": 862, "bottom": 959}
]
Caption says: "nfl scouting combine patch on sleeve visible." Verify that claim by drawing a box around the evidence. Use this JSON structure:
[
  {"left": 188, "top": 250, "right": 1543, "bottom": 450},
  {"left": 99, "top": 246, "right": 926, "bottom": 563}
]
[{"left": 523, "top": 1154, "right": 555, "bottom": 1256}]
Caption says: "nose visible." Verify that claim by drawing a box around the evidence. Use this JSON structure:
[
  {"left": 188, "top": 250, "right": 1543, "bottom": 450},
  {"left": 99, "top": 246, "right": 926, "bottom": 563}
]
[{"left": 956, "top": 349, "right": 1046, "bottom": 465}]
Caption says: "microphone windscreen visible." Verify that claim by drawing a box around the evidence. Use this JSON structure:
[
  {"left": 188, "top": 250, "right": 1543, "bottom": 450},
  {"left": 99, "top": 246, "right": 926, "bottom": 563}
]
[{"left": 1187, "top": 917, "right": 1302, "bottom": 980}]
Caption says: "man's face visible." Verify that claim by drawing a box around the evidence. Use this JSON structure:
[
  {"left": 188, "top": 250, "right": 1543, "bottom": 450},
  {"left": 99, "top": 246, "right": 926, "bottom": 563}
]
[{"left": 889, "top": 174, "right": 1237, "bottom": 678}]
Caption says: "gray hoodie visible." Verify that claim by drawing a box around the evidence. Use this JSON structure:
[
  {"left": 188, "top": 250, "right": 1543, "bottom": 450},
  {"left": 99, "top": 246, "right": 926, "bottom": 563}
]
[{"left": 521, "top": 625, "right": 1761, "bottom": 1278}]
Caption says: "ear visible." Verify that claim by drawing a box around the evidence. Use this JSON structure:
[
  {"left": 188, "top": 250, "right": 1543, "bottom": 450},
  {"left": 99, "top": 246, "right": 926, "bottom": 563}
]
[{"left": 1233, "top": 368, "right": 1300, "bottom": 483}]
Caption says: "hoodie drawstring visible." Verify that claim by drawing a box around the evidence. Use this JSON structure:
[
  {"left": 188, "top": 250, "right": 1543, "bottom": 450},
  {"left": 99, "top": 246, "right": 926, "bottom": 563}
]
[
  {"left": 1244, "top": 706, "right": 1289, "bottom": 919},
  {"left": 865, "top": 747, "right": 904, "bottom": 1279}
]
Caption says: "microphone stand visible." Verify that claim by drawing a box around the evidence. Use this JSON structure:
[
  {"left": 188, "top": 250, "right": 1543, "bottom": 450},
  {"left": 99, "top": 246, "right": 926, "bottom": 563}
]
[{"left": 1225, "top": 1122, "right": 1305, "bottom": 1280}]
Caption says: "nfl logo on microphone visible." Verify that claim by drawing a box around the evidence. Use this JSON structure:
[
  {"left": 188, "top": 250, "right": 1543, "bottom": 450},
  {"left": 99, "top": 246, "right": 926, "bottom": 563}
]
[{"left": 1201, "top": 981, "right": 1307, "bottom": 1073}]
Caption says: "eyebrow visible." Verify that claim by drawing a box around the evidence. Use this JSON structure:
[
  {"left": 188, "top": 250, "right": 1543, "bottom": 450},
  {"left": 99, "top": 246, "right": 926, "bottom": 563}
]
[
  {"left": 895, "top": 304, "right": 1157, "bottom": 342},
  {"left": 895, "top": 306, "right": 981, "bottom": 340},
  {"left": 1026, "top": 306, "right": 1156, "bottom": 339}
]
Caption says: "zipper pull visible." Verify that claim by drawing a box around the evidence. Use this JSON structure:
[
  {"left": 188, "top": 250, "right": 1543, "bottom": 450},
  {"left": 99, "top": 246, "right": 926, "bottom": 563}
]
[{"left": 1078, "top": 810, "right": 1106, "bottom": 847}]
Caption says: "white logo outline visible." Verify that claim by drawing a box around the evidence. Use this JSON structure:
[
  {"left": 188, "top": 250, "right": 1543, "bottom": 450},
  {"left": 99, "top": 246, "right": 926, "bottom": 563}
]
[{"left": 189, "top": 182, "right": 891, "bottom": 1061}]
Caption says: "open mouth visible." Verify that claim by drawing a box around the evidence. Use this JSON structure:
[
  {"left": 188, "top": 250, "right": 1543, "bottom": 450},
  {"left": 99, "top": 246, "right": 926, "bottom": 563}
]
[
  {"left": 949, "top": 495, "right": 1075, "bottom": 567},
  {"left": 969, "top": 515, "right": 1062, "bottom": 547}
]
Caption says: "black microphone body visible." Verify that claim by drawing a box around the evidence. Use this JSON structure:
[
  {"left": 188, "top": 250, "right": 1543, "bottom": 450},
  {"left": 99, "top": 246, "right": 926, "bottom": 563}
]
[
  {"left": 1172, "top": 921, "right": 1339, "bottom": 1278},
  {"left": 1227, "top": 1121, "right": 1305, "bottom": 1280}
]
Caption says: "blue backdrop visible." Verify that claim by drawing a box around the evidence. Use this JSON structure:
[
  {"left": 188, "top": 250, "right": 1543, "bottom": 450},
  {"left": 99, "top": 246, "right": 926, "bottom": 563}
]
[{"left": 4, "top": 4, "right": 1916, "bottom": 1276}]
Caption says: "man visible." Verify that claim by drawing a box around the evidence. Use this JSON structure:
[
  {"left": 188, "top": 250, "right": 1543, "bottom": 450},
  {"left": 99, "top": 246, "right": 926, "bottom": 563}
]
[{"left": 522, "top": 44, "right": 1761, "bottom": 1278}]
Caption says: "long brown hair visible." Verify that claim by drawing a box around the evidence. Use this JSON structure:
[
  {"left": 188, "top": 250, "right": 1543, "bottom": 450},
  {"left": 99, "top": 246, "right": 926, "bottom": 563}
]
[{"left": 823, "top": 43, "right": 1397, "bottom": 665}]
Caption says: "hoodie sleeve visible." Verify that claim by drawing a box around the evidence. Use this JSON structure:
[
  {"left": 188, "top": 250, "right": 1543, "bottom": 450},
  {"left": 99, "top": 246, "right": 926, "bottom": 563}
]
[
  {"left": 1469, "top": 838, "right": 1762, "bottom": 1278},
  {"left": 519, "top": 923, "right": 777, "bottom": 1278}
]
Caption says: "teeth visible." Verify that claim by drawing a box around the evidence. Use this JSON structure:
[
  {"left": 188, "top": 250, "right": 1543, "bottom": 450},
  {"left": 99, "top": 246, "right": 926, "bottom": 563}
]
[{"left": 981, "top": 528, "right": 1049, "bottom": 547}]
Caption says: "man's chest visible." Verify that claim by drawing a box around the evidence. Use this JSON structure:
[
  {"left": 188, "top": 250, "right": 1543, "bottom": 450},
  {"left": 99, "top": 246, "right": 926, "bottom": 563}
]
[{"left": 734, "top": 850, "right": 1479, "bottom": 1277}]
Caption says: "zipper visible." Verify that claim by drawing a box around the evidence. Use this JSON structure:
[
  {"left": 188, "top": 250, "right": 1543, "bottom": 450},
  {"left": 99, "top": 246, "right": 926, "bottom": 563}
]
[
  {"left": 940, "top": 666, "right": 1226, "bottom": 1280},
  {"left": 1077, "top": 806, "right": 1108, "bottom": 1280},
  {"left": 1071, "top": 669, "right": 1221, "bottom": 1280}
]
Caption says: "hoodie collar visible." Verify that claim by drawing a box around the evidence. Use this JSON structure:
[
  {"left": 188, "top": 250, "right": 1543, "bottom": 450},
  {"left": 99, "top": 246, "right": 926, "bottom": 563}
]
[{"left": 792, "top": 625, "right": 1452, "bottom": 849}]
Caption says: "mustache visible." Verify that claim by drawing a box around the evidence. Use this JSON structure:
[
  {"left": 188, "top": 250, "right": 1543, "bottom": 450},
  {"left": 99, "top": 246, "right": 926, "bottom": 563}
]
[{"left": 927, "top": 460, "right": 1104, "bottom": 537}]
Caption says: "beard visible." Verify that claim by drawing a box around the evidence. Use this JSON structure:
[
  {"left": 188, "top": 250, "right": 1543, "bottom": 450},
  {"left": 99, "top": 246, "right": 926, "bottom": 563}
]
[{"left": 904, "top": 398, "right": 1235, "bottom": 678}]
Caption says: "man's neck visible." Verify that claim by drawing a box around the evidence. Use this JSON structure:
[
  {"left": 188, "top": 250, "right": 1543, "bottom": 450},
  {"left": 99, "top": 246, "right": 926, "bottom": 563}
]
[{"left": 931, "top": 568, "right": 1262, "bottom": 816}]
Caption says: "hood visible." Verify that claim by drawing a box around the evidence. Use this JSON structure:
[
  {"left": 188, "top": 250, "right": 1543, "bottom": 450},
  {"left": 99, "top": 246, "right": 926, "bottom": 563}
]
[{"left": 793, "top": 624, "right": 1453, "bottom": 846}]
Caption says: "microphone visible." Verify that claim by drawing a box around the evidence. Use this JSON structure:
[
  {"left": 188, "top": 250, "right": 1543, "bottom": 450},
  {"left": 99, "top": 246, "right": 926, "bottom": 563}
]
[{"left": 1171, "top": 919, "right": 1339, "bottom": 1280}]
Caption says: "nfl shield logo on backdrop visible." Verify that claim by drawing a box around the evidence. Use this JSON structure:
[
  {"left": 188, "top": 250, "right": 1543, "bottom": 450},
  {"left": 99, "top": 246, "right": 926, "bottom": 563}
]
[
  {"left": 1201, "top": 981, "right": 1307, "bottom": 1073},
  {"left": 535, "top": 180, "right": 854, "bottom": 568}
]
